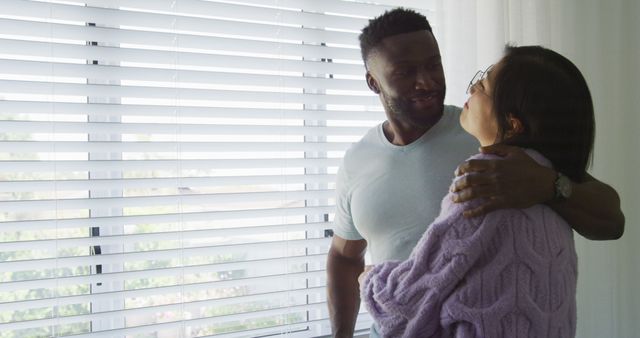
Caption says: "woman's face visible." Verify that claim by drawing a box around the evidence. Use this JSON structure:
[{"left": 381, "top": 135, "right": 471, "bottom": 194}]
[{"left": 460, "top": 63, "right": 500, "bottom": 146}]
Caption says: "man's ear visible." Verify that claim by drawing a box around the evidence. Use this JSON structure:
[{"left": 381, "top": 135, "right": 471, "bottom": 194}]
[
  {"left": 505, "top": 114, "right": 524, "bottom": 138},
  {"left": 366, "top": 72, "right": 380, "bottom": 94}
]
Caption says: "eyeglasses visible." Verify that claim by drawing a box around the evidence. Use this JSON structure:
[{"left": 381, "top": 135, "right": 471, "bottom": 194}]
[{"left": 466, "top": 64, "right": 494, "bottom": 94}]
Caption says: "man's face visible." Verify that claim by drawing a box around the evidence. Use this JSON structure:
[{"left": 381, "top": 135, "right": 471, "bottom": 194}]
[{"left": 365, "top": 30, "right": 446, "bottom": 129}]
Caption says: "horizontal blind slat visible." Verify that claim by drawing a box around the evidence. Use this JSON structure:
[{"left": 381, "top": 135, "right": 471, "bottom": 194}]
[
  {"left": 0, "top": 101, "right": 384, "bottom": 121},
  {"left": 0, "top": 237, "right": 332, "bottom": 273},
  {"left": 79, "top": 0, "right": 371, "bottom": 30},
  {"left": 3, "top": 0, "right": 370, "bottom": 31},
  {"left": 1, "top": 221, "right": 332, "bottom": 251},
  {"left": 0, "top": 0, "right": 366, "bottom": 45},
  {"left": 0, "top": 174, "right": 337, "bottom": 193},
  {"left": 79, "top": 0, "right": 406, "bottom": 16},
  {"left": 0, "top": 189, "right": 336, "bottom": 212},
  {"left": 0, "top": 206, "right": 335, "bottom": 232},
  {"left": 0, "top": 141, "right": 352, "bottom": 153},
  {"left": 0, "top": 80, "right": 377, "bottom": 105},
  {"left": 73, "top": 316, "right": 372, "bottom": 338},
  {"left": 0, "top": 39, "right": 364, "bottom": 75},
  {"left": 0, "top": 59, "right": 369, "bottom": 91},
  {"left": 226, "top": 0, "right": 396, "bottom": 15},
  {"left": 0, "top": 254, "right": 329, "bottom": 292},
  {"left": 0, "top": 158, "right": 343, "bottom": 173},
  {"left": 5, "top": 285, "right": 328, "bottom": 319},
  {"left": 0, "top": 18, "right": 363, "bottom": 61},
  {"left": 0, "top": 120, "right": 369, "bottom": 136}
]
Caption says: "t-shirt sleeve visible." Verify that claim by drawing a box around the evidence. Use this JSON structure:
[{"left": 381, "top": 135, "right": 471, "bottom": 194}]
[{"left": 331, "top": 162, "right": 364, "bottom": 240}]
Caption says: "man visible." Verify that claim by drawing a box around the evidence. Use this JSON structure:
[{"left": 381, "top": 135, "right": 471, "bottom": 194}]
[{"left": 326, "top": 8, "right": 624, "bottom": 338}]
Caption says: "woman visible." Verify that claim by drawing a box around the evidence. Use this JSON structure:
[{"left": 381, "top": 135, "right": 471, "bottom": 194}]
[{"left": 359, "top": 45, "right": 594, "bottom": 337}]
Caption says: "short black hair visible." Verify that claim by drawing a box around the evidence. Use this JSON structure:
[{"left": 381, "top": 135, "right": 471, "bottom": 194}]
[
  {"left": 493, "top": 45, "right": 595, "bottom": 182},
  {"left": 359, "top": 8, "right": 433, "bottom": 66}
]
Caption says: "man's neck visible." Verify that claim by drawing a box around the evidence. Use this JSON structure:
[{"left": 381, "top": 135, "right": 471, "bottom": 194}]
[{"left": 382, "top": 114, "right": 443, "bottom": 146}]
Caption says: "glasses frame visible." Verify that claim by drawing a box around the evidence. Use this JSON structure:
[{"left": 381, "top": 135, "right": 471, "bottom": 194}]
[{"left": 466, "top": 64, "right": 494, "bottom": 94}]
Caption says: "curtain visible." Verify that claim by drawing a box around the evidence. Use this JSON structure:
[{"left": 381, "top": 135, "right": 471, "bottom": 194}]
[{"left": 434, "top": 1, "right": 639, "bottom": 337}]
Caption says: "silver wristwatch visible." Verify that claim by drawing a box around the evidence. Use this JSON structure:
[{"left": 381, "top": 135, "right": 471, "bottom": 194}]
[{"left": 554, "top": 172, "right": 573, "bottom": 200}]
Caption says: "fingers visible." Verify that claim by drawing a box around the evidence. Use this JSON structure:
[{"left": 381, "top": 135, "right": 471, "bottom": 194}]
[
  {"left": 451, "top": 171, "right": 499, "bottom": 192},
  {"left": 358, "top": 265, "right": 374, "bottom": 285},
  {"left": 451, "top": 183, "right": 496, "bottom": 202},
  {"left": 455, "top": 159, "right": 501, "bottom": 176},
  {"left": 462, "top": 200, "right": 502, "bottom": 218}
]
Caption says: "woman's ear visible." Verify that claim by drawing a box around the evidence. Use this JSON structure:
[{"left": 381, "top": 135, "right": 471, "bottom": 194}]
[
  {"left": 505, "top": 115, "right": 524, "bottom": 138},
  {"left": 366, "top": 72, "right": 380, "bottom": 94}
]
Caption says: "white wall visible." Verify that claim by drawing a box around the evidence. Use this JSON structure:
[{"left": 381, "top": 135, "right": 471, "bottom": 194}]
[{"left": 558, "top": 1, "right": 640, "bottom": 337}]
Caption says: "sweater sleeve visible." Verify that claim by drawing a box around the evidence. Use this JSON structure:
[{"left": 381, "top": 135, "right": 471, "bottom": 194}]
[
  {"left": 360, "top": 150, "right": 560, "bottom": 337},
  {"left": 360, "top": 154, "right": 509, "bottom": 337}
]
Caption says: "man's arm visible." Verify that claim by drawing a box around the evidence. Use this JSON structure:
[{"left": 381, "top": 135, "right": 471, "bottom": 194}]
[
  {"left": 547, "top": 172, "right": 624, "bottom": 240},
  {"left": 327, "top": 235, "right": 367, "bottom": 338},
  {"left": 451, "top": 144, "right": 624, "bottom": 240}
]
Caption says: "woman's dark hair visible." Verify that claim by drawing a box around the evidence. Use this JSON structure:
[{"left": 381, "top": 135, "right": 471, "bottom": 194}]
[
  {"left": 359, "top": 8, "right": 432, "bottom": 66},
  {"left": 492, "top": 45, "right": 595, "bottom": 182}
]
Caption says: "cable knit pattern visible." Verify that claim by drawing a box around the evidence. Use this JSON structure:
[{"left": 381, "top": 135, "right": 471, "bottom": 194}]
[{"left": 360, "top": 150, "right": 577, "bottom": 338}]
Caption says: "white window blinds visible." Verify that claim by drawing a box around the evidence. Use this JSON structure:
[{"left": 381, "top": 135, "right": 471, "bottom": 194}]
[{"left": 0, "top": 1, "right": 433, "bottom": 337}]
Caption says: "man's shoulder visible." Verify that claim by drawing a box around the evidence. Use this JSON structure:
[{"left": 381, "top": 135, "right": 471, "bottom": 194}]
[
  {"left": 444, "top": 104, "right": 463, "bottom": 115},
  {"left": 345, "top": 123, "right": 383, "bottom": 154},
  {"left": 440, "top": 105, "right": 463, "bottom": 129},
  {"left": 434, "top": 105, "right": 475, "bottom": 149},
  {"left": 339, "top": 123, "right": 383, "bottom": 172}
]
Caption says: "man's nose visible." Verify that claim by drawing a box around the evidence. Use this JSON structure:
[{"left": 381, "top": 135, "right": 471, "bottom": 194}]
[{"left": 415, "top": 70, "right": 436, "bottom": 89}]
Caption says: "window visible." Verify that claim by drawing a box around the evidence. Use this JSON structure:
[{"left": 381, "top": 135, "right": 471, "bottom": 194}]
[{"left": 0, "top": 1, "right": 432, "bottom": 336}]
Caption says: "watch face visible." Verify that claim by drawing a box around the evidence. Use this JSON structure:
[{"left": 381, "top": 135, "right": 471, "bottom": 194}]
[{"left": 557, "top": 175, "right": 572, "bottom": 198}]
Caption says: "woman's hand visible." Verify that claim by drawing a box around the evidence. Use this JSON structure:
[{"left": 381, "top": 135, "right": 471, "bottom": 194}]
[{"left": 358, "top": 265, "right": 374, "bottom": 286}]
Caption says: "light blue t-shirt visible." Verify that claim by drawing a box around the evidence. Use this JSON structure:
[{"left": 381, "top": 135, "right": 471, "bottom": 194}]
[{"left": 333, "top": 105, "right": 477, "bottom": 264}]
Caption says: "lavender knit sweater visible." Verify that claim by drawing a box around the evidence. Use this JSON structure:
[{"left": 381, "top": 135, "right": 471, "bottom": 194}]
[{"left": 360, "top": 151, "right": 577, "bottom": 338}]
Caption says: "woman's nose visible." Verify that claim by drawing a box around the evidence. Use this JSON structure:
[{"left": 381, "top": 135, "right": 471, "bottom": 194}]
[{"left": 468, "top": 81, "right": 478, "bottom": 94}]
